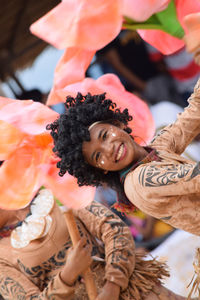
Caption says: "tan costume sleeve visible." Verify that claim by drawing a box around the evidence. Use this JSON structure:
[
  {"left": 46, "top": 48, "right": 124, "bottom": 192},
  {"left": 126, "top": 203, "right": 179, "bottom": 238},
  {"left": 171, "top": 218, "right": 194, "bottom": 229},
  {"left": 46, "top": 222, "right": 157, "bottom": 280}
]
[
  {"left": 73, "top": 201, "right": 135, "bottom": 290},
  {"left": 151, "top": 78, "right": 200, "bottom": 154},
  {"left": 125, "top": 161, "right": 200, "bottom": 203},
  {"left": 0, "top": 260, "right": 75, "bottom": 300},
  {"left": 124, "top": 160, "right": 200, "bottom": 237}
]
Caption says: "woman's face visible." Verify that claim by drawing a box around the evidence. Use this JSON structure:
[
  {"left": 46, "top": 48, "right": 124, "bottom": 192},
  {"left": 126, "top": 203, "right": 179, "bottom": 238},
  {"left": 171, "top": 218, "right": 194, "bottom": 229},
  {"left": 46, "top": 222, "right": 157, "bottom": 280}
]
[{"left": 82, "top": 122, "right": 138, "bottom": 172}]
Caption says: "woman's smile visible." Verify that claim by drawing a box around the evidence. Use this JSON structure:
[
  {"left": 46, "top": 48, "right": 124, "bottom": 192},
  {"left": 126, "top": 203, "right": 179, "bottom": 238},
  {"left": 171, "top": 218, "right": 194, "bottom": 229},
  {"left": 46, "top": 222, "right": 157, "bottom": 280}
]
[
  {"left": 115, "top": 143, "right": 127, "bottom": 162},
  {"left": 82, "top": 122, "right": 142, "bottom": 172}
]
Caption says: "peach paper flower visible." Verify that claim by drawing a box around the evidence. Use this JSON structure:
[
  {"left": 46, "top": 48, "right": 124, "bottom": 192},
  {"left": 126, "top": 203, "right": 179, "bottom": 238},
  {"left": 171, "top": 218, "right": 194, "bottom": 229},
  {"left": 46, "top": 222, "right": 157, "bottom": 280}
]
[
  {"left": 0, "top": 98, "right": 94, "bottom": 210},
  {"left": 30, "top": 0, "right": 200, "bottom": 92},
  {"left": 30, "top": 0, "right": 123, "bottom": 51}
]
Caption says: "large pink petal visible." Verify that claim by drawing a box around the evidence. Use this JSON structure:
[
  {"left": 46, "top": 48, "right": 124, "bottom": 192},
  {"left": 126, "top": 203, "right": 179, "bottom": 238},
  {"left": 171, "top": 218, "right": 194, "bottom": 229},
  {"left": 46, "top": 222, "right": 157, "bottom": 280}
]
[
  {"left": 0, "top": 97, "right": 14, "bottom": 108},
  {"left": 53, "top": 48, "right": 95, "bottom": 88},
  {"left": 47, "top": 47, "right": 95, "bottom": 105},
  {"left": 30, "top": 0, "right": 122, "bottom": 50},
  {"left": 48, "top": 74, "right": 155, "bottom": 144},
  {"left": 47, "top": 87, "right": 65, "bottom": 106},
  {"left": 122, "top": 0, "right": 170, "bottom": 22},
  {"left": 42, "top": 164, "right": 95, "bottom": 209},
  {"left": 138, "top": 29, "right": 184, "bottom": 55},
  {"left": 0, "top": 97, "right": 58, "bottom": 135},
  {"left": 0, "top": 145, "right": 42, "bottom": 210},
  {"left": 137, "top": 0, "right": 200, "bottom": 54},
  {"left": 0, "top": 120, "right": 25, "bottom": 160}
]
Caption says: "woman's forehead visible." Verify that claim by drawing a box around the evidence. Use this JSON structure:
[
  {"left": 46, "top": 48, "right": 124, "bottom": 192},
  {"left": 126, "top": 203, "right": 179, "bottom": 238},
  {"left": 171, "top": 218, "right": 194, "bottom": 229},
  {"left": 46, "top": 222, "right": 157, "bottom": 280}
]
[{"left": 89, "top": 122, "right": 115, "bottom": 133}]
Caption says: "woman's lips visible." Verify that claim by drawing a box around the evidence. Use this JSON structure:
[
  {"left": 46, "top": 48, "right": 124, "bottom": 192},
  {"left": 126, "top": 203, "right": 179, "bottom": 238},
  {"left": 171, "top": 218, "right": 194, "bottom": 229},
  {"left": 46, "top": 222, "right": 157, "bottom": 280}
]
[{"left": 115, "top": 143, "right": 127, "bottom": 162}]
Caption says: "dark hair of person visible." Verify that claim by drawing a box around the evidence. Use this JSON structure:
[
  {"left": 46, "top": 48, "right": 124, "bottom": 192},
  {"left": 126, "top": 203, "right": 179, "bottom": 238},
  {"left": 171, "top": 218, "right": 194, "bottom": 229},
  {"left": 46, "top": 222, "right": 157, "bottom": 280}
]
[{"left": 47, "top": 92, "right": 135, "bottom": 210}]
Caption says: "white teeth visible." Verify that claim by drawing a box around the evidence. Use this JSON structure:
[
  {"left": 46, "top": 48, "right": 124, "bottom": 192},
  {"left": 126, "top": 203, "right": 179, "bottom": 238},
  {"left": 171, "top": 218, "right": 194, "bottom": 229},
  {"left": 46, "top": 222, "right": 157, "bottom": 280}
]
[{"left": 116, "top": 144, "right": 124, "bottom": 161}]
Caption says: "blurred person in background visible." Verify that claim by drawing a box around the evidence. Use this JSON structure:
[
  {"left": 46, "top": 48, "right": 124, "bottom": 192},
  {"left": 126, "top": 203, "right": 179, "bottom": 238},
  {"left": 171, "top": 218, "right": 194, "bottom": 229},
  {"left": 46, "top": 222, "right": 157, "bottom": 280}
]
[{"left": 95, "top": 30, "right": 178, "bottom": 105}]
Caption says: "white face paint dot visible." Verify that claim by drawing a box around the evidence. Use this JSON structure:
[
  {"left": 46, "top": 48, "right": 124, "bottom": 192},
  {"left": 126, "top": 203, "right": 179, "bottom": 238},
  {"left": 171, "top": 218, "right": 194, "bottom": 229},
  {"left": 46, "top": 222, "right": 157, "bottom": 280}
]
[{"left": 110, "top": 127, "right": 116, "bottom": 137}]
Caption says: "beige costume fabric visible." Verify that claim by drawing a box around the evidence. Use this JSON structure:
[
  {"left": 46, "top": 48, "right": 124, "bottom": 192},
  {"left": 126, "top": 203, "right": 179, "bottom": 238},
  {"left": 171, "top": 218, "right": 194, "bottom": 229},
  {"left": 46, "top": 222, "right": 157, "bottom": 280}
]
[
  {"left": 0, "top": 201, "right": 167, "bottom": 300},
  {"left": 124, "top": 78, "right": 200, "bottom": 236}
]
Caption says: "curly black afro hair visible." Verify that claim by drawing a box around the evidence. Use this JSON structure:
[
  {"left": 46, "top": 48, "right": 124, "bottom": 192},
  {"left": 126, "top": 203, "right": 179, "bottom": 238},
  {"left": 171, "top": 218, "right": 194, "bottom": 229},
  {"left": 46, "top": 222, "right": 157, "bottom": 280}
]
[{"left": 47, "top": 92, "right": 133, "bottom": 197}]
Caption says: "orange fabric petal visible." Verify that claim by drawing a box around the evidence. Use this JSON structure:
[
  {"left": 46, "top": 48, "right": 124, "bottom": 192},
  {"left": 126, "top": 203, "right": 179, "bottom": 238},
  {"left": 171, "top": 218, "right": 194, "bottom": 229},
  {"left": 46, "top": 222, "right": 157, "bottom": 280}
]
[
  {"left": 122, "top": 0, "right": 170, "bottom": 21},
  {"left": 42, "top": 164, "right": 95, "bottom": 209},
  {"left": 0, "top": 145, "right": 42, "bottom": 210},
  {"left": 30, "top": 0, "right": 122, "bottom": 50},
  {"left": 48, "top": 74, "right": 155, "bottom": 144},
  {"left": 0, "top": 97, "right": 58, "bottom": 135},
  {"left": 137, "top": 0, "right": 200, "bottom": 54},
  {"left": 0, "top": 120, "right": 25, "bottom": 160},
  {"left": 33, "top": 133, "right": 53, "bottom": 150}
]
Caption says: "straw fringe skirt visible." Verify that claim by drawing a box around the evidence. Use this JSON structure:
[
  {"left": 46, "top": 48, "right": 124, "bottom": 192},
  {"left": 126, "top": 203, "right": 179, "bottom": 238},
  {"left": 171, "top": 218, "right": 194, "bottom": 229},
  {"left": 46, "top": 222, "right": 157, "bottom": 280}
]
[{"left": 75, "top": 252, "right": 169, "bottom": 300}]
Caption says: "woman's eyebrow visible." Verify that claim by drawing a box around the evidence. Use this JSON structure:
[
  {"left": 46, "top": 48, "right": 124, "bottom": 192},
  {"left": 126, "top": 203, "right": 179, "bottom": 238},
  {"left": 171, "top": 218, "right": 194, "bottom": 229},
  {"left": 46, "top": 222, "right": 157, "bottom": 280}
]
[
  {"left": 90, "top": 129, "right": 104, "bottom": 162},
  {"left": 98, "top": 129, "right": 104, "bottom": 139}
]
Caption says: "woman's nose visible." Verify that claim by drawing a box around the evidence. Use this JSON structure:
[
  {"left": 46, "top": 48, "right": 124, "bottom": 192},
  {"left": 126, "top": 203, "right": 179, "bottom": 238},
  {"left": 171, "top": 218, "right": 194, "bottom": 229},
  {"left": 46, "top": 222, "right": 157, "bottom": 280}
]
[{"left": 101, "top": 140, "right": 114, "bottom": 157}]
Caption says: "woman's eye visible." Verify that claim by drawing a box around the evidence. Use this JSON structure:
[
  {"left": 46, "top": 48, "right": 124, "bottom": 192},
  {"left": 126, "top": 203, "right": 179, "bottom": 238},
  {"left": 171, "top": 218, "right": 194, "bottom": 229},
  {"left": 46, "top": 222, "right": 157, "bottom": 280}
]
[
  {"left": 96, "top": 152, "right": 100, "bottom": 162},
  {"left": 102, "top": 131, "right": 107, "bottom": 141}
]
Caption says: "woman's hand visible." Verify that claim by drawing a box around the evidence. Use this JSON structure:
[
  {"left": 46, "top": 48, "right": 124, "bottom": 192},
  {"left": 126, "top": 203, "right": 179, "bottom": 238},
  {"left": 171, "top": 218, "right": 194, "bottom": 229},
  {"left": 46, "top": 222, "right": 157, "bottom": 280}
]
[
  {"left": 95, "top": 281, "right": 120, "bottom": 300},
  {"left": 60, "top": 237, "right": 92, "bottom": 286}
]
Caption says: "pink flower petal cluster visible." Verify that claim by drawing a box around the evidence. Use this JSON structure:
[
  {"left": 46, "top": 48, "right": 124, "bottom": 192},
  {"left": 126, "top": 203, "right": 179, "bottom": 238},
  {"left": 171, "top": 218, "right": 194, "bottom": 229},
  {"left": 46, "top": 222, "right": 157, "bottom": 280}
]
[
  {"left": 31, "top": 0, "right": 200, "bottom": 56},
  {"left": 0, "top": 98, "right": 94, "bottom": 210},
  {"left": 30, "top": 0, "right": 200, "bottom": 96}
]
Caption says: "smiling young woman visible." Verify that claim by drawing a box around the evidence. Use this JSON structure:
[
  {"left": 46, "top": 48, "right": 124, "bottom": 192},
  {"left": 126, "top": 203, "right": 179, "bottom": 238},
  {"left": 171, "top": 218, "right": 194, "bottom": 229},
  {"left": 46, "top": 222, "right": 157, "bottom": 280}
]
[
  {"left": 47, "top": 79, "right": 200, "bottom": 236},
  {"left": 82, "top": 121, "right": 148, "bottom": 172}
]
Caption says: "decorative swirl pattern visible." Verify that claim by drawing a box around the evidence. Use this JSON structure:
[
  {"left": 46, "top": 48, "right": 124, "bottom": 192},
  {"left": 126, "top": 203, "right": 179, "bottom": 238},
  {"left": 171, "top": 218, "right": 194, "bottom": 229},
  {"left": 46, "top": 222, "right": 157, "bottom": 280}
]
[{"left": 139, "top": 163, "right": 195, "bottom": 187}]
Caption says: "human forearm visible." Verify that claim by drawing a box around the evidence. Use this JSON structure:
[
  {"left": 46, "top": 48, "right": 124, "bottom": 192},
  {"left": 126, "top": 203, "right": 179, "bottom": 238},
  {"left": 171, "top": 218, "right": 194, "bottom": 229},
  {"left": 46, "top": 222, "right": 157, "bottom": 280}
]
[
  {"left": 60, "top": 237, "right": 92, "bottom": 286},
  {"left": 95, "top": 281, "right": 120, "bottom": 300},
  {"left": 113, "top": 62, "right": 146, "bottom": 91},
  {"left": 105, "top": 49, "right": 146, "bottom": 91},
  {"left": 74, "top": 202, "right": 135, "bottom": 290},
  {"left": 104, "top": 225, "right": 135, "bottom": 289}
]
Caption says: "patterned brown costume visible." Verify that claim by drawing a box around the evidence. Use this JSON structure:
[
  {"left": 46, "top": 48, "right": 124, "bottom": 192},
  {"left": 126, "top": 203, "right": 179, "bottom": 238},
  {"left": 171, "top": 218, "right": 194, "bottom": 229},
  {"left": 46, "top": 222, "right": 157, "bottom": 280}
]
[
  {"left": 124, "top": 78, "right": 200, "bottom": 236},
  {"left": 0, "top": 201, "right": 168, "bottom": 299}
]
